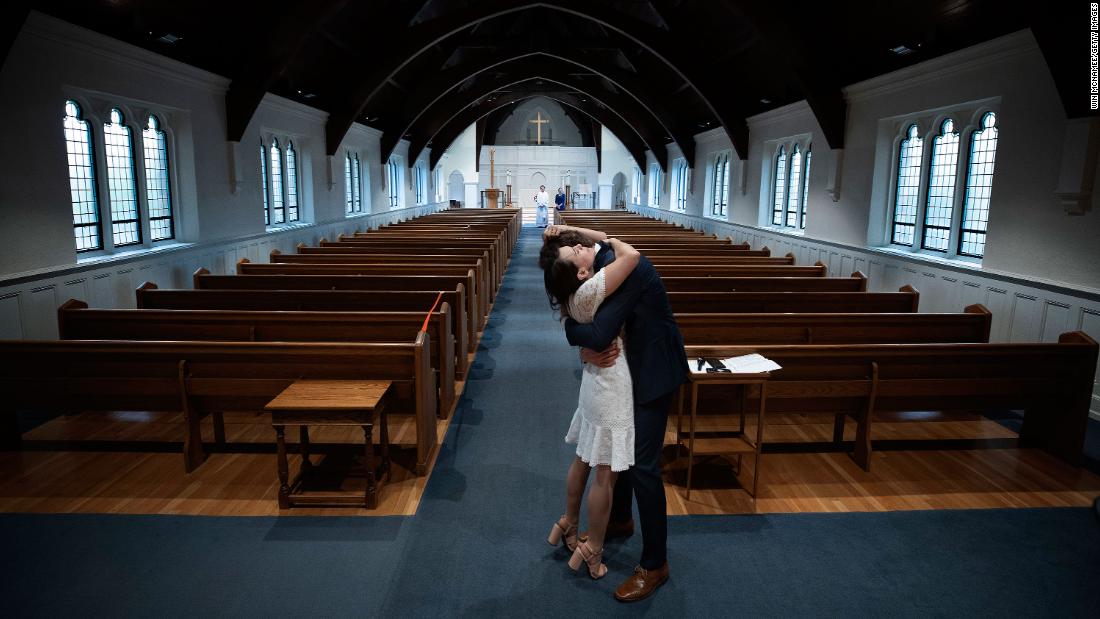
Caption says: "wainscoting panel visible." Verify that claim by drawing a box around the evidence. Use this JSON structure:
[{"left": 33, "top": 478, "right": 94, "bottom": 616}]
[
  {"left": 0, "top": 202, "right": 447, "bottom": 339},
  {"left": 632, "top": 205, "right": 1100, "bottom": 417}
]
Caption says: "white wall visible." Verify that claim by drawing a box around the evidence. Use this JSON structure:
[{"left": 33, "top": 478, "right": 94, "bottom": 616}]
[
  {"left": 437, "top": 124, "right": 477, "bottom": 207},
  {"left": 598, "top": 127, "right": 637, "bottom": 208}
]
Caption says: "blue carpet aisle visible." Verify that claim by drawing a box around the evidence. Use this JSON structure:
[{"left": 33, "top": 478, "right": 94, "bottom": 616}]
[{"left": 3, "top": 228, "right": 1100, "bottom": 616}]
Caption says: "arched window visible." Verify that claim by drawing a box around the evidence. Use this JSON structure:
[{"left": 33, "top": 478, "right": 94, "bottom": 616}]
[
  {"left": 891, "top": 125, "right": 924, "bottom": 246},
  {"left": 260, "top": 140, "right": 269, "bottom": 224},
  {"left": 64, "top": 100, "right": 102, "bottom": 252},
  {"left": 103, "top": 109, "right": 141, "bottom": 247},
  {"left": 771, "top": 146, "right": 786, "bottom": 225},
  {"left": 142, "top": 115, "right": 173, "bottom": 241},
  {"left": 344, "top": 152, "right": 354, "bottom": 214},
  {"left": 712, "top": 152, "right": 730, "bottom": 217},
  {"left": 269, "top": 139, "right": 284, "bottom": 224},
  {"left": 801, "top": 148, "right": 811, "bottom": 229},
  {"left": 631, "top": 168, "right": 641, "bottom": 204},
  {"left": 958, "top": 112, "right": 998, "bottom": 258},
  {"left": 648, "top": 163, "right": 661, "bottom": 207},
  {"left": 922, "top": 118, "right": 960, "bottom": 252},
  {"left": 352, "top": 153, "right": 362, "bottom": 212},
  {"left": 387, "top": 156, "right": 402, "bottom": 209},
  {"left": 785, "top": 145, "right": 802, "bottom": 227},
  {"left": 285, "top": 141, "right": 299, "bottom": 222},
  {"left": 671, "top": 158, "right": 688, "bottom": 212},
  {"left": 414, "top": 162, "right": 427, "bottom": 205}
]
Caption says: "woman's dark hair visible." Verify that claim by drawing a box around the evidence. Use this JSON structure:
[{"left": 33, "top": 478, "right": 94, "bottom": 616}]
[{"left": 538, "top": 232, "right": 594, "bottom": 319}]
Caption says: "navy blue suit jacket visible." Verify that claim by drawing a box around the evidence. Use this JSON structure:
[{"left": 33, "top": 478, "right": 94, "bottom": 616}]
[{"left": 565, "top": 243, "right": 689, "bottom": 405}]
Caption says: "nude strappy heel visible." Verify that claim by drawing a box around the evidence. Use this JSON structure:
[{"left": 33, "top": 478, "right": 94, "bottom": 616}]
[
  {"left": 568, "top": 540, "right": 607, "bottom": 579},
  {"left": 547, "top": 515, "right": 579, "bottom": 552}
]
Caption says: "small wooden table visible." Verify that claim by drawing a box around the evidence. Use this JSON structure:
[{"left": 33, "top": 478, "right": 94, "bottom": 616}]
[
  {"left": 677, "top": 369, "right": 770, "bottom": 509},
  {"left": 265, "top": 380, "right": 392, "bottom": 509}
]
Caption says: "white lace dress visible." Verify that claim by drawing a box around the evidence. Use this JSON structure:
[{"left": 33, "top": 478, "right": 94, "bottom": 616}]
[{"left": 564, "top": 269, "right": 635, "bottom": 472}]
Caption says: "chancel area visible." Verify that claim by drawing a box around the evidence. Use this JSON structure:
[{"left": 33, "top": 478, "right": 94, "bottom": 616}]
[{"left": 0, "top": 1, "right": 1098, "bottom": 615}]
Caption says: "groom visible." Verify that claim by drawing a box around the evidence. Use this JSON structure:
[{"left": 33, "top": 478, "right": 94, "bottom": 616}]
[{"left": 561, "top": 227, "right": 689, "bottom": 602}]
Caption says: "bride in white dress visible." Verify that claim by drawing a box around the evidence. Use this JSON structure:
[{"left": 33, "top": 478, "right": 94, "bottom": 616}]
[{"left": 538, "top": 225, "right": 640, "bottom": 580}]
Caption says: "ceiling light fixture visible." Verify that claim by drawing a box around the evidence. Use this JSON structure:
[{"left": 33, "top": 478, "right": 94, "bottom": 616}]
[
  {"left": 890, "top": 45, "right": 915, "bottom": 55},
  {"left": 760, "top": 98, "right": 771, "bottom": 104}
]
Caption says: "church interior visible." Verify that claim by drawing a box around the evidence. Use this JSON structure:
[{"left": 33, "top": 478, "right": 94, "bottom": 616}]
[{"left": 0, "top": 1, "right": 1098, "bottom": 615}]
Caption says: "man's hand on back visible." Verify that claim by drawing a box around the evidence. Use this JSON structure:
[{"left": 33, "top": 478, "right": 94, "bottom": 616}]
[{"left": 579, "top": 343, "right": 619, "bottom": 368}]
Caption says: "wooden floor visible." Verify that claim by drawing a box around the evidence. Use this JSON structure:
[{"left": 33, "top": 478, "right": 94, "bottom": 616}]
[{"left": 2, "top": 407, "right": 1097, "bottom": 516}]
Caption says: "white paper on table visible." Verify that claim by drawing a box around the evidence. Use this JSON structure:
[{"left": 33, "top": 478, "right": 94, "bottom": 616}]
[{"left": 720, "top": 353, "right": 782, "bottom": 374}]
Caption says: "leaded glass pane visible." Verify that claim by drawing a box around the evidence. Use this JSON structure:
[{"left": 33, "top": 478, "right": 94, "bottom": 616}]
[
  {"left": 285, "top": 141, "right": 299, "bottom": 222},
  {"left": 786, "top": 146, "right": 802, "bottom": 227},
  {"left": 261, "top": 141, "right": 269, "bottom": 225},
  {"left": 891, "top": 125, "right": 923, "bottom": 246},
  {"left": 142, "top": 115, "right": 173, "bottom": 241},
  {"left": 345, "top": 153, "right": 353, "bottom": 214},
  {"left": 269, "top": 140, "right": 284, "bottom": 224},
  {"left": 104, "top": 109, "right": 141, "bottom": 247},
  {"left": 352, "top": 154, "right": 362, "bottom": 212},
  {"left": 922, "top": 119, "right": 959, "bottom": 252},
  {"left": 719, "top": 155, "right": 729, "bottom": 216},
  {"left": 958, "top": 113, "right": 998, "bottom": 258},
  {"left": 772, "top": 147, "right": 786, "bottom": 225},
  {"left": 801, "top": 148, "right": 811, "bottom": 229},
  {"left": 64, "top": 100, "right": 102, "bottom": 251}
]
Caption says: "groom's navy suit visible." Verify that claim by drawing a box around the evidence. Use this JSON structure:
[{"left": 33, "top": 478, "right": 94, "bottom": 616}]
[{"left": 565, "top": 243, "right": 688, "bottom": 569}]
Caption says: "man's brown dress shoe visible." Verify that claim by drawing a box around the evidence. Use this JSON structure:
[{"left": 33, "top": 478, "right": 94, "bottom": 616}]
[{"left": 614, "top": 563, "right": 669, "bottom": 602}]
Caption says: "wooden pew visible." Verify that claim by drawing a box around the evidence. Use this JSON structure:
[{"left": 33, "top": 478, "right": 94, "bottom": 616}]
[
  {"left": 272, "top": 250, "right": 496, "bottom": 302},
  {"left": 192, "top": 269, "right": 481, "bottom": 351},
  {"left": 136, "top": 283, "right": 470, "bottom": 379},
  {"left": 294, "top": 244, "right": 497, "bottom": 292},
  {"left": 0, "top": 335, "right": 438, "bottom": 475},
  {"left": 661, "top": 273, "right": 867, "bottom": 293},
  {"left": 650, "top": 256, "right": 796, "bottom": 266},
  {"left": 677, "top": 305, "right": 991, "bottom": 345},
  {"left": 668, "top": 287, "right": 920, "bottom": 313},
  {"left": 684, "top": 331, "right": 1099, "bottom": 469},
  {"left": 58, "top": 299, "right": 456, "bottom": 419},
  {"left": 655, "top": 264, "right": 827, "bottom": 278},
  {"left": 328, "top": 238, "right": 506, "bottom": 282},
  {"left": 235, "top": 260, "right": 487, "bottom": 324}
]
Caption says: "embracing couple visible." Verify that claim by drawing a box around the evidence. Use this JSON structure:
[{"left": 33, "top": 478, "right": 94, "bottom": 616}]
[{"left": 537, "top": 224, "right": 688, "bottom": 602}]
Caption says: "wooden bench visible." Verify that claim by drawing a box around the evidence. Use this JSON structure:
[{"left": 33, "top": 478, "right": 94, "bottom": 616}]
[
  {"left": 136, "top": 283, "right": 470, "bottom": 379},
  {"left": 58, "top": 299, "right": 457, "bottom": 418},
  {"left": 684, "top": 331, "right": 1099, "bottom": 469},
  {"left": 668, "top": 286, "right": 920, "bottom": 313},
  {"left": 234, "top": 260, "right": 488, "bottom": 324},
  {"left": 677, "top": 305, "right": 991, "bottom": 345},
  {"left": 655, "top": 264, "right": 827, "bottom": 278},
  {"left": 294, "top": 244, "right": 497, "bottom": 293},
  {"left": 326, "top": 238, "right": 506, "bottom": 283},
  {"left": 661, "top": 273, "right": 867, "bottom": 293},
  {"left": 0, "top": 335, "right": 437, "bottom": 475},
  {"left": 192, "top": 269, "right": 481, "bottom": 350}
]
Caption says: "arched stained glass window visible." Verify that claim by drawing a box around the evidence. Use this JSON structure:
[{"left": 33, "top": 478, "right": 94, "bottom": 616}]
[
  {"left": 142, "top": 115, "right": 173, "bottom": 241},
  {"left": 352, "top": 153, "right": 362, "bottom": 212},
  {"left": 712, "top": 152, "right": 729, "bottom": 217},
  {"left": 771, "top": 146, "right": 786, "bottom": 225},
  {"left": 269, "top": 139, "right": 284, "bottom": 224},
  {"left": 344, "top": 153, "right": 354, "bottom": 214},
  {"left": 64, "top": 100, "right": 102, "bottom": 252},
  {"left": 285, "top": 141, "right": 299, "bottom": 222},
  {"left": 922, "top": 119, "right": 960, "bottom": 252},
  {"left": 800, "top": 148, "right": 811, "bottom": 229},
  {"left": 103, "top": 109, "right": 141, "bottom": 247},
  {"left": 891, "top": 125, "right": 924, "bottom": 246},
  {"left": 958, "top": 112, "right": 998, "bottom": 258},
  {"left": 260, "top": 140, "right": 269, "bottom": 225},
  {"left": 785, "top": 145, "right": 802, "bottom": 227}
]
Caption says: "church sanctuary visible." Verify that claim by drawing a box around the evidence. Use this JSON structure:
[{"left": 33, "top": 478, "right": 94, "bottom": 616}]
[{"left": 2, "top": 0, "right": 1099, "bottom": 615}]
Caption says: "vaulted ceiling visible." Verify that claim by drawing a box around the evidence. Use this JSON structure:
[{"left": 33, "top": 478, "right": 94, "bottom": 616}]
[{"left": 10, "top": 1, "right": 1084, "bottom": 170}]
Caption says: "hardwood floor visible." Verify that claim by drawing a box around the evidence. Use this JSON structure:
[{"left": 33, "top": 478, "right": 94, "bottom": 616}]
[{"left": 2, "top": 407, "right": 1097, "bottom": 516}]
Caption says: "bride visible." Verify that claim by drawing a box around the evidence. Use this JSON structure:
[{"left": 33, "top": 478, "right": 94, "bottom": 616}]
[{"left": 538, "top": 224, "right": 640, "bottom": 579}]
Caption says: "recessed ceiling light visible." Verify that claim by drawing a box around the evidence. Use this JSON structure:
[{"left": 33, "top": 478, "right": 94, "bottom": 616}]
[
  {"left": 155, "top": 33, "right": 182, "bottom": 44},
  {"left": 760, "top": 98, "right": 771, "bottom": 104},
  {"left": 890, "top": 45, "right": 915, "bottom": 55}
]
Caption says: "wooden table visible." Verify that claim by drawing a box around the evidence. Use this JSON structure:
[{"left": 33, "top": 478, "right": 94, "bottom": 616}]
[
  {"left": 266, "top": 380, "right": 392, "bottom": 509},
  {"left": 677, "top": 368, "right": 770, "bottom": 509}
]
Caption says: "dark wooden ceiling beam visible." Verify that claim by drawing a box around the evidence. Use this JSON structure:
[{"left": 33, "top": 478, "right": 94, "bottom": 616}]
[
  {"left": 426, "top": 92, "right": 648, "bottom": 172},
  {"left": 324, "top": 1, "right": 747, "bottom": 160},
  {"left": 404, "top": 67, "right": 668, "bottom": 171},
  {"left": 224, "top": 0, "right": 348, "bottom": 143},
  {"left": 378, "top": 48, "right": 693, "bottom": 164}
]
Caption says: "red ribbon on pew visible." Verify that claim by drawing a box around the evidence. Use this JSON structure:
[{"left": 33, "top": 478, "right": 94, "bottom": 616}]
[{"left": 422, "top": 291, "right": 444, "bottom": 332}]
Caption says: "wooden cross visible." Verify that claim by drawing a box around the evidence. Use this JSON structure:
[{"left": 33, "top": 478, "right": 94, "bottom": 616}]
[{"left": 528, "top": 111, "right": 549, "bottom": 145}]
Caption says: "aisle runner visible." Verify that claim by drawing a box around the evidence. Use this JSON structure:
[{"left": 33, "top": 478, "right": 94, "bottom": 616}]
[{"left": 3, "top": 228, "right": 1097, "bottom": 616}]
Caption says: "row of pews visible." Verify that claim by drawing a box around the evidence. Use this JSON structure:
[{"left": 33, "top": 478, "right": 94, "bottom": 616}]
[
  {"left": 557, "top": 210, "right": 1098, "bottom": 471},
  {"left": 1, "top": 208, "right": 522, "bottom": 508}
]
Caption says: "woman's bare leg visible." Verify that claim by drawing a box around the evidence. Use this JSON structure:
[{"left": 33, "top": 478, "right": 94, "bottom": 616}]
[
  {"left": 585, "top": 465, "right": 619, "bottom": 550},
  {"left": 565, "top": 456, "right": 590, "bottom": 525}
]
